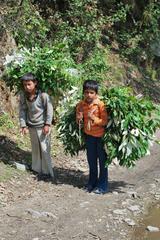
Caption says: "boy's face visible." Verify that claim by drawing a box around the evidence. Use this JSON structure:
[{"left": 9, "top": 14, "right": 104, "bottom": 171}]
[
  {"left": 23, "top": 80, "right": 37, "bottom": 94},
  {"left": 84, "top": 89, "right": 97, "bottom": 103}
]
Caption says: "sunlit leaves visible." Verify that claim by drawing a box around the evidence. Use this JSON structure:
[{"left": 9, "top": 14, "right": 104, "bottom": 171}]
[
  {"left": 56, "top": 87, "right": 85, "bottom": 156},
  {"left": 102, "top": 87, "right": 160, "bottom": 167}
]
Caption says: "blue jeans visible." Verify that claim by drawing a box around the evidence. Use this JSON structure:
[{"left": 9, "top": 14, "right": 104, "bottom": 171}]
[{"left": 85, "top": 135, "right": 108, "bottom": 191}]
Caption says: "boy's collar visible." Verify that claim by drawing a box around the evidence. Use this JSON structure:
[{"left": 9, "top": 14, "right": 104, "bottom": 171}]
[
  {"left": 26, "top": 89, "right": 39, "bottom": 100},
  {"left": 92, "top": 98, "right": 99, "bottom": 105},
  {"left": 84, "top": 97, "right": 99, "bottom": 105}
]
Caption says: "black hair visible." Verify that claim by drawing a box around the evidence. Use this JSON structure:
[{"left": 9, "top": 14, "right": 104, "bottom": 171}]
[
  {"left": 20, "top": 72, "right": 37, "bottom": 82},
  {"left": 83, "top": 80, "right": 98, "bottom": 94}
]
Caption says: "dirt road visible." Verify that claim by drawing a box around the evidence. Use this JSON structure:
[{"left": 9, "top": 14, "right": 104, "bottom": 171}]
[{"left": 0, "top": 132, "right": 160, "bottom": 240}]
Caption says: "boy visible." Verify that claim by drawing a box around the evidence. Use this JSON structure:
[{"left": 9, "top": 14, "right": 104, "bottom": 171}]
[
  {"left": 76, "top": 80, "right": 108, "bottom": 194},
  {"left": 19, "top": 72, "right": 54, "bottom": 180}
]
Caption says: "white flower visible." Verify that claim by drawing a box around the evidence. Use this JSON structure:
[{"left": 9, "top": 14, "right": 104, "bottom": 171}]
[
  {"left": 131, "top": 128, "right": 139, "bottom": 137},
  {"left": 3, "top": 54, "right": 15, "bottom": 65},
  {"left": 65, "top": 68, "right": 79, "bottom": 77},
  {"left": 3, "top": 51, "right": 25, "bottom": 66}
]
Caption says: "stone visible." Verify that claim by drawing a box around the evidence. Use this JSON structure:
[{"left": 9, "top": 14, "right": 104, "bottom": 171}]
[
  {"left": 15, "top": 162, "right": 26, "bottom": 171},
  {"left": 113, "top": 209, "right": 126, "bottom": 215},
  {"left": 146, "top": 226, "right": 159, "bottom": 232},
  {"left": 127, "top": 205, "right": 141, "bottom": 212},
  {"left": 26, "top": 209, "right": 57, "bottom": 219},
  {"left": 127, "top": 191, "right": 138, "bottom": 199},
  {"left": 123, "top": 218, "right": 136, "bottom": 226}
]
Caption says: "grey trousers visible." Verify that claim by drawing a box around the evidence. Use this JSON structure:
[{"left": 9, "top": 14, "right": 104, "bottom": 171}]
[{"left": 29, "top": 127, "right": 54, "bottom": 177}]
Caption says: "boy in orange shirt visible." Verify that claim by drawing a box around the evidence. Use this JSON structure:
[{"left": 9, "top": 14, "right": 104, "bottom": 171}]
[{"left": 76, "top": 80, "right": 108, "bottom": 194}]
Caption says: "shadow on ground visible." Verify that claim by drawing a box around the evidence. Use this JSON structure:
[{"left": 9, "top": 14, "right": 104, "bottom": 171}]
[
  {"left": 0, "top": 135, "right": 133, "bottom": 193},
  {"left": 0, "top": 135, "right": 31, "bottom": 165},
  {"left": 52, "top": 167, "right": 133, "bottom": 193}
]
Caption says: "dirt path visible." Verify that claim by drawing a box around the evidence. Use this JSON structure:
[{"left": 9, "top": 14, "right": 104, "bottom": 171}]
[{"left": 0, "top": 132, "right": 160, "bottom": 240}]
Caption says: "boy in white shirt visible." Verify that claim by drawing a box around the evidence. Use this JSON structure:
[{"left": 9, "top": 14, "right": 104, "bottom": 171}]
[{"left": 19, "top": 72, "right": 54, "bottom": 180}]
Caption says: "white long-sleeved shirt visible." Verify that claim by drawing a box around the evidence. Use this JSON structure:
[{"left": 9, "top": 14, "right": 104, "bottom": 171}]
[{"left": 19, "top": 90, "right": 53, "bottom": 128}]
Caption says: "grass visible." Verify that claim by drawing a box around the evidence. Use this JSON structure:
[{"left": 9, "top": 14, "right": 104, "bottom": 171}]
[
  {"left": 0, "top": 113, "right": 32, "bottom": 174},
  {"left": 0, "top": 161, "right": 26, "bottom": 182},
  {"left": 0, "top": 113, "right": 14, "bottom": 129}
]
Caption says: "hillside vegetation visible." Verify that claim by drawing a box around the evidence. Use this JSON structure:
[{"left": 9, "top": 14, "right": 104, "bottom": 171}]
[{"left": 0, "top": 0, "right": 160, "bottom": 102}]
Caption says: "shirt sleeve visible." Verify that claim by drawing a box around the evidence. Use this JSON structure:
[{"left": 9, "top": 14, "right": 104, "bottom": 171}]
[
  {"left": 19, "top": 92, "right": 27, "bottom": 128},
  {"left": 42, "top": 93, "right": 53, "bottom": 125},
  {"left": 93, "top": 102, "right": 108, "bottom": 126}
]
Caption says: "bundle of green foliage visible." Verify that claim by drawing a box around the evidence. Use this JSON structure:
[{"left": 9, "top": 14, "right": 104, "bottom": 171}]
[
  {"left": 3, "top": 43, "right": 80, "bottom": 96},
  {"left": 56, "top": 87, "right": 86, "bottom": 156},
  {"left": 102, "top": 87, "right": 160, "bottom": 167},
  {"left": 57, "top": 86, "right": 160, "bottom": 168}
]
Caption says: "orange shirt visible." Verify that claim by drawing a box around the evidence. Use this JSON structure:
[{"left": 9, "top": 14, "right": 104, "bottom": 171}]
[{"left": 76, "top": 97, "right": 108, "bottom": 137}]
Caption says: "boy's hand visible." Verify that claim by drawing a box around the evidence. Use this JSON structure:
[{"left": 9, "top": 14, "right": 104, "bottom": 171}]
[
  {"left": 88, "top": 111, "right": 96, "bottom": 121},
  {"left": 20, "top": 127, "right": 28, "bottom": 135},
  {"left": 77, "top": 112, "right": 83, "bottom": 122},
  {"left": 43, "top": 124, "right": 51, "bottom": 135}
]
